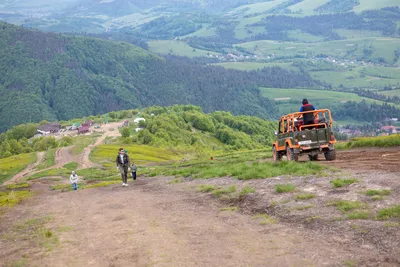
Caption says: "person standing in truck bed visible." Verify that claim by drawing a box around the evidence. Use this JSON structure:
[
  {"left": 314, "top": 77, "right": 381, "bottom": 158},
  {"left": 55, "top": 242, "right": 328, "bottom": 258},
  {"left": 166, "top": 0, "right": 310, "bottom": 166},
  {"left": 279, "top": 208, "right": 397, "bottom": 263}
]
[{"left": 300, "top": 99, "right": 316, "bottom": 125}]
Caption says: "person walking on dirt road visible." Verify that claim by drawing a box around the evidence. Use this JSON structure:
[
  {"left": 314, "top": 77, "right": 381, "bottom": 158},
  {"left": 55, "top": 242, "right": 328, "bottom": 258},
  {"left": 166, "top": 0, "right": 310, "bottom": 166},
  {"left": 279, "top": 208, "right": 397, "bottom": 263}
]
[
  {"left": 70, "top": 171, "right": 79, "bottom": 191},
  {"left": 116, "top": 148, "right": 131, "bottom": 187}
]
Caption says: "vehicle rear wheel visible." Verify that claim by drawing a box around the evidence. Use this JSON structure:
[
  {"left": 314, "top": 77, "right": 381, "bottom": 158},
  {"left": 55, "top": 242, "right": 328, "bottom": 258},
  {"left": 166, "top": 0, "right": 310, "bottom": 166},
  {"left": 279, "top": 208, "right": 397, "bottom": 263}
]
[
  {"left": 308, "top": 154, "right": 319, "bottom": 161},
  {"left": 324, "top": 150, "right": 336, "bottom": 161},
  {"left": 286, "top": 146, "right": 299, "bottom": 162},
  {"left": 273, "top": 146, "right": 282, "bottom": 162}
]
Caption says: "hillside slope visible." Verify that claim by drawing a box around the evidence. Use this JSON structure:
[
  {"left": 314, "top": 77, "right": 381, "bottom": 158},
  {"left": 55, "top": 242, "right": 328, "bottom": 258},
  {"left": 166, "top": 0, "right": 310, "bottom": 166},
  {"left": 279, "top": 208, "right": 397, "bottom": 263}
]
[{"left": 0, "top": 21, "right": 318, "bottom": 131}]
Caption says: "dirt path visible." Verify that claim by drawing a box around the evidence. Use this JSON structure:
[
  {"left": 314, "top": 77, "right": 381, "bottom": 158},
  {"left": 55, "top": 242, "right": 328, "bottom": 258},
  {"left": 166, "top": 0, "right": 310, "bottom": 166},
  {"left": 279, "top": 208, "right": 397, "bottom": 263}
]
[
  {"left": 79, "top": 122, "right": 121, "bottom": 169},
  {"left": 319, "top": 147, "right": 400, "bottom": 173},
  {"left": 4, "top": 152, "right": 45, "bottom": 185},
  {"left": 0, "top": 178, "right": 378, "bottom": 267}
]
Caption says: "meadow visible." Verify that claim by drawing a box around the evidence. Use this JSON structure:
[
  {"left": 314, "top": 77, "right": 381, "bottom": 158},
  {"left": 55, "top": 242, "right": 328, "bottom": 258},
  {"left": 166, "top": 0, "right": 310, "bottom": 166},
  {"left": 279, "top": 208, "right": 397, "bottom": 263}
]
[
  {"left": 147, "top": 40, "right": 219, "bottom": 57},
  {"left": 336, "top": 134, "right": 400, "bottom": 149},
  {"left": 0, "top": 153, "right": 36, "bottom": 184}
]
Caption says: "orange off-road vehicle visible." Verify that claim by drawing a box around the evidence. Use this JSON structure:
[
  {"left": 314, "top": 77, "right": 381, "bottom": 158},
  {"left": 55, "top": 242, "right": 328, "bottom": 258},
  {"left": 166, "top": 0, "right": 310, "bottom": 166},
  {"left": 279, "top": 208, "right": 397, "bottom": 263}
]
[{"left": 272, "top": 109, "right": 336, "bottom": 162}]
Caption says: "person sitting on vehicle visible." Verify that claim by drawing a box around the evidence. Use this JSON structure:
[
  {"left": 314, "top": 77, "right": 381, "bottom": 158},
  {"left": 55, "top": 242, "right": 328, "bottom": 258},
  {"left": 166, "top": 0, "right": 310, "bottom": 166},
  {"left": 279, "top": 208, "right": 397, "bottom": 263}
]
[{"left": 299, "top": 99, "right": 316, "bottom": 125}]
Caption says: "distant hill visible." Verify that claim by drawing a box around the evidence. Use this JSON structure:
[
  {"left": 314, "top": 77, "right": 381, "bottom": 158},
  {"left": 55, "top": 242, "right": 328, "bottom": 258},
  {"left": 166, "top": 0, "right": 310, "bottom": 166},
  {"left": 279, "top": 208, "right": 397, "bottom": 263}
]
[{"left": 0, "top": 21, "right": 318, "bottom": 131}]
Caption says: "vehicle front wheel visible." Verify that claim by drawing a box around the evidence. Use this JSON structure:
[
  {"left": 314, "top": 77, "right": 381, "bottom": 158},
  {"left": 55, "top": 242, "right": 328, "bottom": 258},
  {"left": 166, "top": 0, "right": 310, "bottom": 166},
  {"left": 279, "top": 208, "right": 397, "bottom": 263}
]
[
  {"left": 324, "top": 150, "right": 336, "bottom": 161},
  {"left": 286, "top": 146, "right": 299, "bottom": 162},
  {"left": 273, "top": 146, "right": 282, "bottom": 162}
]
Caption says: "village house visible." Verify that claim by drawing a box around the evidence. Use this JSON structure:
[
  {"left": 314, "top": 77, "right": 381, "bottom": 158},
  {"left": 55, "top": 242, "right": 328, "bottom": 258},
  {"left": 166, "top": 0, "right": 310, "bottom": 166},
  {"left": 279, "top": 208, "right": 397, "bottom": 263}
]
[
  {"left": 78, "top": 125, "right": 90, "bottom": 134},
  {"left": 381, "top": 126, "right": 397, "bottom": 134},
  {"left": 37, "top": 123, "right": 62, "bottom": 135}
]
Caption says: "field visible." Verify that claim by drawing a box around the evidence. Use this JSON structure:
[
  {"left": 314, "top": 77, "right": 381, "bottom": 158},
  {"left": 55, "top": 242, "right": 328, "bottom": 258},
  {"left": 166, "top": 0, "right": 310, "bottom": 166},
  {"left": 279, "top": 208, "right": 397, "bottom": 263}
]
[
  {"left": 260, "top": 87, "right": 397, "bottom": 116},
  {"left": 379, "top": 89, "right": 400, "bottom": 97},
  {"left": 147, "top": 40, "right": 219, "bottom": 57},
  {"left": 213, "top": 62, "right": 298, "bottom": 71},
  {"left": 90, "top": 144, "right": 182, "bottom": 166},
  {"left": 310, "top": 67, "right": 400, "bottom": 89},
  {"left": 237, "top": 38, "right": 400, "bottom": 64},
  {"left": 0, "top": 153, "right": 36, "bottom": 184}
]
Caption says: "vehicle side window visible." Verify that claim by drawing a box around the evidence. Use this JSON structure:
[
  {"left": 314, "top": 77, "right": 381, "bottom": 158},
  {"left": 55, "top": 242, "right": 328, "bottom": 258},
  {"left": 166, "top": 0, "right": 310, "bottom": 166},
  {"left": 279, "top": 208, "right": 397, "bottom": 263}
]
[{"left": 278, "top": 122, "right": 282, "bottom": 133}]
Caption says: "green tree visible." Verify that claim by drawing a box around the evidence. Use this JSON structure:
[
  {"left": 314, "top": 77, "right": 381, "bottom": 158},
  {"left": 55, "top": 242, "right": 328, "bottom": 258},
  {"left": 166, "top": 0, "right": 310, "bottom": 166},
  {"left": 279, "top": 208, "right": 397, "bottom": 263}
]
[{"left": 121, "top": 127, "right": 131, "bottom": 138}]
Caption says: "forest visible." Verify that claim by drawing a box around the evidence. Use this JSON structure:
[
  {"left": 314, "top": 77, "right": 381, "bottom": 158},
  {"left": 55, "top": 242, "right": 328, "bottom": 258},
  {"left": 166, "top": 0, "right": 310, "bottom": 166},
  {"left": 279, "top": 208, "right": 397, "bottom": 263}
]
[{"left": 0, "top": 21, "right": 318, "bottom": 132}]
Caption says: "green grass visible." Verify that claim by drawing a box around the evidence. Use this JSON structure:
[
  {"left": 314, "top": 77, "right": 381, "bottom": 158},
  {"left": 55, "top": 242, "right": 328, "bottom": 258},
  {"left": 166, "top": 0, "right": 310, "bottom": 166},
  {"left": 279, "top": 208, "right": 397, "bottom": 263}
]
[
  {"left": 27, "top": 168, "right": 71, "bottom": 181},
  {"left": 197, "top": 184, "right": 217, "bottom": 193},
  {"left": 292, "top": 204, "right": 315, "bottom": 211},
  {"left": 212, "top": 185, "right": 237, "bottom": 197},
  {"left": 331, "top": 200, "right": 365, "bottom": 213},
  {"left": 0, "top": 153, "right": 36, "bottom": 184},
  {"left": 0, "top": 190, "right": 34, "bottom": 207},
  {"left": 372, "top": 195, "right": 385, "bottom": 201},
  {"left": 36, "top": 148, "right": 56, "bottom": 170},
  {"left": 239, "top": 38, "right": 400, "bottom": 65},
  {"left": 364, "top": 189, "right": 391, "bottom": 196},
  {"left": 151, "top": 159, "right": 325, "bottom": 180},
  {"left": 75, "top": 167, "right": 119, "bottom": 181},
  {"left": 379, "top": 89, "right": 400, "bottom": 97},
  {"left": 63, "top": 162, "right": 79, "bottom": 171},
  {"left": 347, "top": 210, "right": 371, "bottom": 220},
  {"left": 10, "top": 216, "right": 58, "bottom": 250},
  {"left": 84, "top": 181, "right": 120, "bottom": 189},
  {"left": 5, "top": 182, "right": 30, "bottom": 190},
  {"left": 336, "top": 134, "right": 400, "bottom": 149},
  {"left": 377, "top": 205, "right": 400, "bottom": 220},
  {"left": 287, "top": 0, "right": 331, "bottom": 15},
  {"left": 239, "top": 186, "right": 256, "bottom": 197},
  {"left": 147, "top": 40, "right": 219, "bottom": 58},
  {"left": 295, "top": 193, "right": 316, "bottom": 200},
  {"left": 91, "top": 144, "right": 181, "bottom": 166},
  {"left": 71, "top": 134, "right": 101, "bottom": 155},
  {"left": 220, "top": 206, "right": 239, "bottom": 212},
  {"left": 275, "top": 183, "right": 296, "bottom": 193},
  {"left": 253, "top": 213, "right": 277, "bottom": 225},
  {"left": 168, "top": 178, "right": 184, "bottom": 184},
  {"left": 330, "top": 178, "right": 359, "bottom": 188}
]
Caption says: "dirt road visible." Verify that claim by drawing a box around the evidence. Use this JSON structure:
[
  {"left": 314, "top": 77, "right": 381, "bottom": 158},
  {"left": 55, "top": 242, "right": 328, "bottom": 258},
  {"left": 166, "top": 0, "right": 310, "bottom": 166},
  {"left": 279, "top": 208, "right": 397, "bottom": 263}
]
[
  {"left": 2, "top": 147, "right": 399, "bottom": 266},
  {"left": 0, "top": 179, "right": 378, "bottom": 267},
  {"left": 320, "top": 147, "right": 400, "bottom": 173}
]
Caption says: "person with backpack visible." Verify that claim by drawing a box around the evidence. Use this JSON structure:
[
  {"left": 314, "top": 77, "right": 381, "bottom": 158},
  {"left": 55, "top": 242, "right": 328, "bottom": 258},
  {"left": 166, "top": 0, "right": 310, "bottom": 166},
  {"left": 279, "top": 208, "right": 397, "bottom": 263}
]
[
  {"left": 299, "top": 99, "right": 316, "bottom": 125},
  {"left": 116, "top": 148, "right": 131, "bottom": 187},
  {"left": 70, "top": 171, "right": 79, "bottom": 191}
]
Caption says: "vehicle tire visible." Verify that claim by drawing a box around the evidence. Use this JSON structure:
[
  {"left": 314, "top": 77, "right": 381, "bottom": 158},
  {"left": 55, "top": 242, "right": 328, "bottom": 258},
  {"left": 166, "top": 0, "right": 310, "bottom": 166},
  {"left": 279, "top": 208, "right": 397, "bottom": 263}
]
[
  {"left": 273, "top": 146, "right": 282, "bottom": 162},
  {"left": 324, "top": 150, "right": 336, "bottom": 161},
  {"left": 308, "top": 154, "right": 319, "bottom": 161},
  {"left": 286, "top": 146, "right": 299, "bottom": 162}
]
